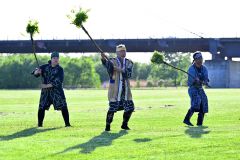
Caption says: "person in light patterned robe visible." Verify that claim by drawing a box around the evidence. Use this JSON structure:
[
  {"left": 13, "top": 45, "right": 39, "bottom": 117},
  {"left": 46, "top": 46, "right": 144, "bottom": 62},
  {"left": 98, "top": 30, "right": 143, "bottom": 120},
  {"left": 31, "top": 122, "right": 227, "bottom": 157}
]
[{"left": 101, "top": 44, "right": 135, "bottom": 131}]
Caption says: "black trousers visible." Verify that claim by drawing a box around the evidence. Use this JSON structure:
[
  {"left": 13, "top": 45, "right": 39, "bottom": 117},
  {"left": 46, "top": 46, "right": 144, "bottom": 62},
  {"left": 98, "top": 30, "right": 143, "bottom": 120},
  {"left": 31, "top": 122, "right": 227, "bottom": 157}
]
[
  {"left": 38, "top": 107, "right": 70, "bottom": 126},
  {"left": 184, "top": 102, "right": 205, "bottom": 125},
  {"left": 106, "top": 110, "right": 133, "bottom": 125},
  {"left": 197, "top": 103, "right": 205, "bottom": 125}
]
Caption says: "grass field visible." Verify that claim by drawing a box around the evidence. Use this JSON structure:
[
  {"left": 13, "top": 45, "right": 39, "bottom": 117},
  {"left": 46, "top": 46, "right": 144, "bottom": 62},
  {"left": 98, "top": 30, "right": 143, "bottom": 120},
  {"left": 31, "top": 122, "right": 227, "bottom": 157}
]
[{"left": 0, "top": 89, "right": 240, "bottom": 160}]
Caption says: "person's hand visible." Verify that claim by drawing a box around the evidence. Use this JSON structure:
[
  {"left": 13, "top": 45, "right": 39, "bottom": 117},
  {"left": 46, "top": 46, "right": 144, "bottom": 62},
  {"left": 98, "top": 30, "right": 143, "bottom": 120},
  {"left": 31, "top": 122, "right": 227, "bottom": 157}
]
[
  {"left": 202, "top": 81, "right": 211, "bottom": 88},
  {"left": 194, "top": 77, "right": 201, "bottom": 85},
  {"left": 101, "top": 52, "right": 108, "bottom": 60},
  {"left": 34, "top": 68, "right": 42, "bottom": 75},
  {"left": 194, "top": 77, "right": 200, "bottom": 82},
  {"left": 41, "top": 84, "right": 53, "bottom": 89},
  {"left": 114, "top": 66, "right": 124, "bottom": 73},
  {"left": 205, "top": 83, "right": 211, "bottom": 88},
  {"left": 100, "top": 52, "right": 105, "bottom": 58},
  {"left": 47, "top": 84, "right": 53, "bottom": 88},
  {"left": 41, "top": 84, "right": 47, "bottom": 89}
]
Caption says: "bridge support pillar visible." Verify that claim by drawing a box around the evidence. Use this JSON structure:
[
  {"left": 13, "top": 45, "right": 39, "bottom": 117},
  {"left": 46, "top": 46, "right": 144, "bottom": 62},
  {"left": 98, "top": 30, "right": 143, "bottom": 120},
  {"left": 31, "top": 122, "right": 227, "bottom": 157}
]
[{"left": 205, "top": 60, "right": 240, "bottom": 88}]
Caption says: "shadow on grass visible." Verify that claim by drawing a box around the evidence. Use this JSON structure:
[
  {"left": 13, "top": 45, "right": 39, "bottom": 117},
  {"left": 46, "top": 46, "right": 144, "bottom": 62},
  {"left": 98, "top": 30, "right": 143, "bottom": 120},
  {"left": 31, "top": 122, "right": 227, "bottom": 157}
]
[
  {"left": 185, "top": 126, "right": 210, "bottom": 138},
  {"left": 0, "top": 127, "right": 60, "bottom": 141},
  {"left": 57, "top": 130, "right": 128, "bottom": 154},
  {"left": 134, "top": 138, "right": 152, "bottom": 143}
]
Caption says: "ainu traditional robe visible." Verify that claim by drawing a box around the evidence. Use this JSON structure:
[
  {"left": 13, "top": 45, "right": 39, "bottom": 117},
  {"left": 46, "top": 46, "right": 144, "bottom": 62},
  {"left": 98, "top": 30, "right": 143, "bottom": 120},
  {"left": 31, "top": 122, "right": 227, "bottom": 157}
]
[
  {"left": 102, "top": 57, "right": 134, "bottom": 112},
  {"left": 187, "top": 64, "right": 209, "bottom": 113},
  {"left": 33, "top": 61, "right": 67, "bottom": 110}
]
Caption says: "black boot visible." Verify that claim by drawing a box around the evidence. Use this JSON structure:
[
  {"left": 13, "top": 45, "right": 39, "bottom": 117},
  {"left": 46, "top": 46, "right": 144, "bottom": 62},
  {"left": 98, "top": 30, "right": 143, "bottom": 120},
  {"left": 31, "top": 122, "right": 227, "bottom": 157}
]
[
  {"left": 197, "top": 112, "right": 204, "bottom": 126},
  {"left": 62, "top": 108, "right": 71, "bottom": 127},
  {"left": 105, "top": 111, "right": 114, "bottom": 131},
  {"left": 121, "top": 111, "right": 133, "bottom": 130},
  {"left": 38, "top": 108, "right": 45, "bottom": 127},
  {"left": 183, "top": 109, "right": 194, "bottom": 126}
]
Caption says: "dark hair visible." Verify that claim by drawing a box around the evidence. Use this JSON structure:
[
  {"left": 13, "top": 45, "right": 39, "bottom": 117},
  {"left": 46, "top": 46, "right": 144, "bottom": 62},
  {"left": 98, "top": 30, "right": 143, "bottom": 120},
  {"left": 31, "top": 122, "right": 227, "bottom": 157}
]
[{"left": 192, "top": 51, "right": 202, "bottom": 64}]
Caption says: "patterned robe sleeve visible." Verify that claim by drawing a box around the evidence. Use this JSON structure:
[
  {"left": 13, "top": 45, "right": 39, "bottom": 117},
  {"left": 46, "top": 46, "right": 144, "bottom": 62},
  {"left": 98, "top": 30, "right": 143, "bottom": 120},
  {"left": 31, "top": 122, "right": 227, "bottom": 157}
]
[
  {"left": 187, "top": 66, "right": 195, "bottom": 87},
  {"left": 51, "top": 68, "right": 64, "bottom": 88},
  {"left": 31, "top": 65, "right": 44, "bottom": 78},
  {"left": 203, "top": 66, "right": 209, "bottom": 84},
  {"left": 101, "top": 58, "right": 114, "bottom": 77},
  {"left": 124, "top": 60, "right": 134, "bottom": 78}
]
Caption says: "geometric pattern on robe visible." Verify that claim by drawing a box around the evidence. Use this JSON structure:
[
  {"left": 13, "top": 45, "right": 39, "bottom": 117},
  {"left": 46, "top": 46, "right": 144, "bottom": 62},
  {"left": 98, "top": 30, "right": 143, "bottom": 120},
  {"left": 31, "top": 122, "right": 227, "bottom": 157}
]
[
  {"left": 102, "top": 57, "right": 134, "bottom": 112},
  {"left": 33, "top": 61, "right": 67, "bottom": 110},
  {"left": 187, "top": 64, "right": 209, "bottom": 113}
]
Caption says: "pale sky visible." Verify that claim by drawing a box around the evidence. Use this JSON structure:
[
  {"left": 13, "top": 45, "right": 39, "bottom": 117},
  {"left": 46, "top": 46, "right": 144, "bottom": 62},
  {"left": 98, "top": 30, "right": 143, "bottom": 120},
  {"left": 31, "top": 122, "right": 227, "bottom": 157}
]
[
  {"left": 0, "top": 0, "right": 239, "bottom": 40},
  {"left": 0, "top": 0, "right": 239, "bottom": 62}
]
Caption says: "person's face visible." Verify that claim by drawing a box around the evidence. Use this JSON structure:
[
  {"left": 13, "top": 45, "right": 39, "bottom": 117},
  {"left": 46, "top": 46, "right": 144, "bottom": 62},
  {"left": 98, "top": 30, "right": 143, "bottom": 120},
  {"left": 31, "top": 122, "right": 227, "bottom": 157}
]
[
  {"left": 51, "top": 57, "right": 59, "bottom": 66},
  {"left": 195, "top": 58, "right": 203, "bottom": 67},
  {"left": 117, "top": 50, "right": 126, "bottom": 58}
]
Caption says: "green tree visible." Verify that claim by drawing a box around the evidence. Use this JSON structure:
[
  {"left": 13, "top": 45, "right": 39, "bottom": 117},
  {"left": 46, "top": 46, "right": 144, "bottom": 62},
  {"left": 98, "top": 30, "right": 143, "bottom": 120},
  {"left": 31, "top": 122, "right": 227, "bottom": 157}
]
[
  {"left": 149, "top": 52, "right": 191, "bottom": 87},
  {"left": 0, "top": 55, "right": 101, "bottom": 89}
]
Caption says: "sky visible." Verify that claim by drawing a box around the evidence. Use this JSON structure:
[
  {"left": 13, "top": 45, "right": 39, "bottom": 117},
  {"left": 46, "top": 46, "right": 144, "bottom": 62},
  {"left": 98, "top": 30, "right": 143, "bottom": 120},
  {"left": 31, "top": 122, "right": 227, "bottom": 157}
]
[{"left": 0, "top": 0, "right": 239, "bottom": 62}]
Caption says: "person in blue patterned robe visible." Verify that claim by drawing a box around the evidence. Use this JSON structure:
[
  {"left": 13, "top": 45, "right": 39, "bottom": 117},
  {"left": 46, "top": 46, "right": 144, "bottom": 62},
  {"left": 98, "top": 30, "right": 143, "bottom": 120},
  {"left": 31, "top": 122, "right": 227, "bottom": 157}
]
[
  {"left": 32, "top": 52, "right": 71, "bottom": 127},
  {"left": 183, "top": 51, "right": 209, "bottom": 126}
]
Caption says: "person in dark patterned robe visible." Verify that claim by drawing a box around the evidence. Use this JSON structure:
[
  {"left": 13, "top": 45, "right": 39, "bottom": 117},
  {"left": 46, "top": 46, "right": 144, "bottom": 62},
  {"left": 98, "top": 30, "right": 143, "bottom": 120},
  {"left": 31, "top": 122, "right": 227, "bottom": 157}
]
[
  {"left": 101, "top": 44, "right": 135, "bottom": 131},
  {"left": 183, "top": 51, "right": 209, "bottom": 126},
  {"left": 32, "top": 52, "right": 71, "bottom": 127}
]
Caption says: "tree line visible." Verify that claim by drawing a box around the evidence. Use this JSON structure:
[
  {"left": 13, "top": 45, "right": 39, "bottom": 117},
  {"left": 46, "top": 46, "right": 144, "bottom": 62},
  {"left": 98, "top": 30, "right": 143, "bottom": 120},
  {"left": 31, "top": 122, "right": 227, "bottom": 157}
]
[{"left": 0, "top": 52, "right": 191, "bottom": 89}]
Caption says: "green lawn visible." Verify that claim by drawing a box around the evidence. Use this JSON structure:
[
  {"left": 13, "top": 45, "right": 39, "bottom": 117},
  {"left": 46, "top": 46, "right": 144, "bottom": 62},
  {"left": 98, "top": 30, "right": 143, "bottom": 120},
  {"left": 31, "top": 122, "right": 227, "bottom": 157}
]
[{"left": 0, "top": 89, "right": 239, "bottom": 160}]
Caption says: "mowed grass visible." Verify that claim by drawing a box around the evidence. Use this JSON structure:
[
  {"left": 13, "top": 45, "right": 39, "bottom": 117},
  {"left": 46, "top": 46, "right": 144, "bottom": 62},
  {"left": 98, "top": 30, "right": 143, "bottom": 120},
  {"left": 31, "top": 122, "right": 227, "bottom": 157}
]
[{"left": 0, "top": 89, "right": 239, "bottom": 160}]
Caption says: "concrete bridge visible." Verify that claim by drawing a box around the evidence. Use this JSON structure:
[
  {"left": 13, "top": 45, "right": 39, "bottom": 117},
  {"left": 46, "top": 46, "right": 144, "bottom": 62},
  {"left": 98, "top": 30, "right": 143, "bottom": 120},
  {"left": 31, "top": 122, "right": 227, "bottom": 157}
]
[{"left": 1, "top": 38, "right": 240, "bottom": 88}]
